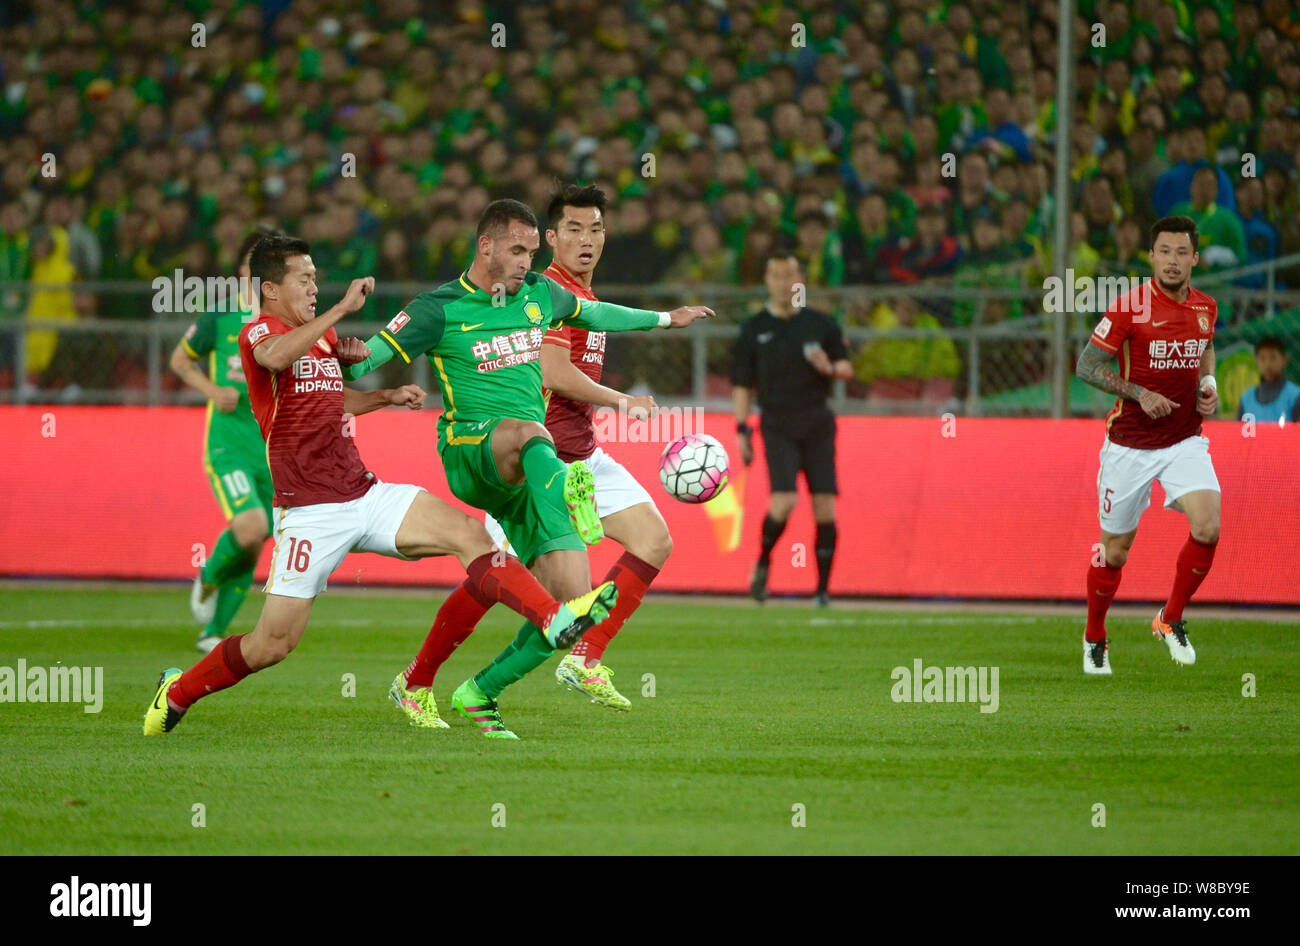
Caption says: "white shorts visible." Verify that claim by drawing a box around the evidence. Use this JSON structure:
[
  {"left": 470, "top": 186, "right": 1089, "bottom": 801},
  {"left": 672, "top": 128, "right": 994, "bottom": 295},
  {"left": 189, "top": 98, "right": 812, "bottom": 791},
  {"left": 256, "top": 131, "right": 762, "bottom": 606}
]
[
  {"left": 265, "top": 481, "right": 423, "bottom": 598},
  {"left": 484, "top": 446, "right": 653, "bottom": 553},
  {"left": 1096, "top": 435, "right": 1220, "bottom": 534}
]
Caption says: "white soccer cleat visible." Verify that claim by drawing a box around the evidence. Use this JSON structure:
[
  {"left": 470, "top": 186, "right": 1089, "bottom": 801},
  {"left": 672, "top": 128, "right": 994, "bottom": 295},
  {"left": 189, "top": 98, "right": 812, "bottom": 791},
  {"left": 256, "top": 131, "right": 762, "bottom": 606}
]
[
  {"left": 190, "top": 573, "right": 217, "bottom": 625},
  {"left": 1083, "top": 635, "right": 1111, "bottom": 675},
  {"left": 1153, "top": 609, "right": 1196, "bottom": 665}
]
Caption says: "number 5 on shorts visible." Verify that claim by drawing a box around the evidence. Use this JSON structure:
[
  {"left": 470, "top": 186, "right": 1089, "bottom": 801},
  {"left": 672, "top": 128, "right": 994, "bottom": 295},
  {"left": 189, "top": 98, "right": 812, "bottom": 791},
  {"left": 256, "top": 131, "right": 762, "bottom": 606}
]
[{"left": 1102, "top": 488, "right": 1114, "bottom": 514}]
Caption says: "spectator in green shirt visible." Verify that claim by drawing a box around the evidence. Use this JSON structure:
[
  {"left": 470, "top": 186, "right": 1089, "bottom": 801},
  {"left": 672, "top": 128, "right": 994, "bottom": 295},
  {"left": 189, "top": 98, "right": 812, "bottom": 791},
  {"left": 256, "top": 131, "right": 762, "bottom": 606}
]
[{"left": 1171, "top": 166, "right": 1247, "bottom": 269}]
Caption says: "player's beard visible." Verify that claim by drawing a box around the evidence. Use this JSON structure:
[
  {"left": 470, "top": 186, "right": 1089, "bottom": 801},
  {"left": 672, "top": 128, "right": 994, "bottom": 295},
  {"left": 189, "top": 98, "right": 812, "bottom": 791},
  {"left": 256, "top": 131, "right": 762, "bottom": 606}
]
[{"left": 1156, "top": 273, "right": 1187, "bottom": 294}]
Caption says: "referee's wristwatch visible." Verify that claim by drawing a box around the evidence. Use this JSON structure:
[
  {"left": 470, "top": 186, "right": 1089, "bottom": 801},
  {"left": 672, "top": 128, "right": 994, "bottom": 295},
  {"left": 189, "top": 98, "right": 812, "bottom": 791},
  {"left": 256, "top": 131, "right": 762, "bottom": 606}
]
[{"left": 736, "top": 421, "right": 752, "bottom": 436}]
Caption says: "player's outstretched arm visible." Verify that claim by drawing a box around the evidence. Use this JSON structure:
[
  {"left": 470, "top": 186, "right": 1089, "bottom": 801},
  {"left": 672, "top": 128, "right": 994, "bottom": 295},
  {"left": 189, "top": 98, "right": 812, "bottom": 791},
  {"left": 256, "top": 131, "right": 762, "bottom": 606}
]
[
  {"left": 566, "top": 299, "right": 715, "bottom": 333},
  {"left": 540, "top": 342, "right": 657, "bottom": 417},
  {"left": 342, "top": 335, "right": 395, "bottom": 380},
  {"left": 254, "top": 277, "right": 374, "bottom": 372},
  {"left": 343, "top": 383, "right": 426, "bottom": 417}
]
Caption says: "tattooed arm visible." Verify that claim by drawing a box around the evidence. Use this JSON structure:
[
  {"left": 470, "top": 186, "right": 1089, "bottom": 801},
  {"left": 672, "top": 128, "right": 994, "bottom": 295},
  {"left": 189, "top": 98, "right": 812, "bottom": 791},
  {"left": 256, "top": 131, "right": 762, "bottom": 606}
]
[
  {"left": 1076, "top": 341, "right": 1179, "bottom": 419},
  {"left": 1075, "top": 342, "right": 1143, "bottom": 399}
]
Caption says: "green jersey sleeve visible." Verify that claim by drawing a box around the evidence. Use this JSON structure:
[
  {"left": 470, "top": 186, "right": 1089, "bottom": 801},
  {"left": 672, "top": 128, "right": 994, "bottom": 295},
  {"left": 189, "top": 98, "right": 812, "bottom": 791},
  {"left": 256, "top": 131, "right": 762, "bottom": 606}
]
[
  {"left": 374, "top": 293, "right": 447, "bottom": 365},
  {"left": 183, "top": 310, "right": 218, "bottom": 359},
  {"left": 564, "top": 299, "right": 660, "bottom": 332},
  {"left": 541, "top": 275, "right": 659, "bottom": 332}
]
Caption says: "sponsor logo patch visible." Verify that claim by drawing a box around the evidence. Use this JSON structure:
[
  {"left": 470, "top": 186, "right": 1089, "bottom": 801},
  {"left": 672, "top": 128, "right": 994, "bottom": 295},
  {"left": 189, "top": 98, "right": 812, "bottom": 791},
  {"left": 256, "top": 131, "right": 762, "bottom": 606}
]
[
  {"left": 1095, "top": 316, "right": 1112, "bottom": 339},
  {"left": 247, "top": 322, "right": 270, "bottom": 345}
]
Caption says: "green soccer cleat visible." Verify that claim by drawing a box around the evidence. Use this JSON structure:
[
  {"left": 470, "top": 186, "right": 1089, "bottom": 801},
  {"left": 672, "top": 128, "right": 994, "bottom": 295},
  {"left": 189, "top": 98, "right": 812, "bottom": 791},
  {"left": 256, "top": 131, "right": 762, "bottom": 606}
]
[
  {"left": 451, "top": 679, "right": 519, "bottom": 740},
  {"left": 564, "top": 460, "right": 604, "bottom": 545},
  {"left": 556, "top": 654, "right": 631, "bottom": 710},
  {"left": 142, "top": 667, "right": 185, "bottom": 736},
  {"left": 388, "top": 672, "right": 450, "bottom": 729},
  {"left": 542, "top": 580, "right": 620, "bottom": 649}
]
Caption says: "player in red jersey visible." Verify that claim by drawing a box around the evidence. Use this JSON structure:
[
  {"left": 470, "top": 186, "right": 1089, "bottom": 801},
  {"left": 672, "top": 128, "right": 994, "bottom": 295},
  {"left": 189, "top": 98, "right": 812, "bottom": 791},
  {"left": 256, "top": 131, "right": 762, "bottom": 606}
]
[
  {"left": 1074, "top": 216, "right": 1220, "bottom": 675},
  {"left": 410, "top": 183, "right": 671, "bottom": 711},
  {"left": 143, "top": 235, "right": 618, "bottom": 735}
]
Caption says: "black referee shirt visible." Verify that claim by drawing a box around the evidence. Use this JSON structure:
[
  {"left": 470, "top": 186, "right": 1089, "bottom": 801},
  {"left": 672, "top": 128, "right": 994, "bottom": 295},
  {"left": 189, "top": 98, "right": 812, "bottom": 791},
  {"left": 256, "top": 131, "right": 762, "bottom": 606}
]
[{"left": 730, "top": 307, "right": 848, "bottom": 413}]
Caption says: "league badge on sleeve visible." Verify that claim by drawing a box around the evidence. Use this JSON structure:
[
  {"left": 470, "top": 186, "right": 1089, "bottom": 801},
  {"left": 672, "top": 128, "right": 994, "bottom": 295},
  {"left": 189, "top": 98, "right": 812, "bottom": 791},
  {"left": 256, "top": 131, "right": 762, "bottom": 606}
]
[{"left": 387, "top": 311, "right": 410, "bottom": 333}]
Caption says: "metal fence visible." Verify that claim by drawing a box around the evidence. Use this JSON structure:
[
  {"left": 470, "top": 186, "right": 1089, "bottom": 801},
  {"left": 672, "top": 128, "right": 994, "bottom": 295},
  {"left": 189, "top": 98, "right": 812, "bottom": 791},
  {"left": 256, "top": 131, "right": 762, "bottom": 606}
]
[{"left": 2, "top": 258, "right": 1298, "bottom": 419}]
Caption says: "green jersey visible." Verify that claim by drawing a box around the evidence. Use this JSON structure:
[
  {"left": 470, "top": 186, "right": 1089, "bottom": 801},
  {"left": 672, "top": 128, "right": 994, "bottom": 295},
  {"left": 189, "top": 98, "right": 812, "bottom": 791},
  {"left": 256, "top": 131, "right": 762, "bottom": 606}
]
[
  {"left": 369, "top": 271, "right": 659, "bottom": 447},
  {"left": 181, "top": 306, "right": 263, "bottom": 456}
]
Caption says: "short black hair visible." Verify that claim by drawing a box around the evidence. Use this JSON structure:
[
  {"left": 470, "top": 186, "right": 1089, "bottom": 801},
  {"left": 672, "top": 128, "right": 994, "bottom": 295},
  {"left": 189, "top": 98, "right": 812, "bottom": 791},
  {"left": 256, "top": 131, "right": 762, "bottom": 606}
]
[
  {"left": 546, "top": 183, "right": 608, "bottom": 228},
  {"left": 249, "top": 234, "right": 312, "bottom": 285},
  {"left": 766, "top": 245, "right": 804, "bottom": 270},
  {"left": 1255, "top": 336, "right": 1287, "bottom": 356},
  {"left": 1149, "top": 215, "right": 1199, "bottom": 252},
  {"left": 236, "top": 224, "right": 283, "bottom": 273},
  {"left": 477, "top": 199, "right": 538, "bottom": 239}
]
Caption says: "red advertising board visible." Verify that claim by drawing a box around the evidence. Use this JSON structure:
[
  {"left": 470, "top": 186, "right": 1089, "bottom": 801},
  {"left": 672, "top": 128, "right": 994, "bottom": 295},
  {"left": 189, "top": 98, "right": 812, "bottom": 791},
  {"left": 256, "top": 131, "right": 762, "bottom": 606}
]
[{"left": 1, "top": 407, "right": 1295, "bottom": 603}]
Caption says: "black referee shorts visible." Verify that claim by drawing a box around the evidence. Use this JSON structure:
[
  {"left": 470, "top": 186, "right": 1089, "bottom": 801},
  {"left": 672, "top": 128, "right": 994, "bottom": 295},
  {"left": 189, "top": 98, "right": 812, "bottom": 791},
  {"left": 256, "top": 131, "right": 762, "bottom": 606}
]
[{"left": 760, "top": 407, "right": 838, "bottom": 495}]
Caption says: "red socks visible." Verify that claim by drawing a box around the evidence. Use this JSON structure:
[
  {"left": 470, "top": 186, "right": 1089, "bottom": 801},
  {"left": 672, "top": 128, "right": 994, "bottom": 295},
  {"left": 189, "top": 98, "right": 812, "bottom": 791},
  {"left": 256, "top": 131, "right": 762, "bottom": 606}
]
[
  {"left": 464, "top": 552, "right": 559, "bottom": 629},
  {"left": 1164, "top": 535, "right": 1217, "bottom": 622},
  {"left": 571, "top": 552, "right": 660, "bottom": 665},
  {"left": 169, "top": 634, "right": 253, "bottom": 710},
  {"left": 1085, "top": 562, "right": 1123, "bottom": 642},
  {"left": 404, "top": 582, "right": 491, "bottom": 689}
]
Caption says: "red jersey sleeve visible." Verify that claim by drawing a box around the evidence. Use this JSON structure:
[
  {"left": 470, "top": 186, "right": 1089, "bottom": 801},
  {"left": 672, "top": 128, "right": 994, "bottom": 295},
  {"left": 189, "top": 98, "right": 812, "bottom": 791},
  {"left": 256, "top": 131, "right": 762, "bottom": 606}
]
[
  {"left": 240, "top": 315, "right": 289, "bottom": 359},
  {"left": 543, "top": 325, "right": 572, "bottom": 348},
  {"left": 1089, "top": 291, "right": 1135, "bottom": 354}
]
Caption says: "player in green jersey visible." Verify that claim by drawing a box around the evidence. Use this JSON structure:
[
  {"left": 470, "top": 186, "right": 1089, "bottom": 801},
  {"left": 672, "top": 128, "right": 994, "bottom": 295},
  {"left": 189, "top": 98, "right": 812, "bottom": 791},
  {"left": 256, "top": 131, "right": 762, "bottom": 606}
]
[
  {"left": 169, "top": 228, "right": 276, "bottom": 652},
  {"left": 345, "top": 200, "right": 712, "bottom": 737}
]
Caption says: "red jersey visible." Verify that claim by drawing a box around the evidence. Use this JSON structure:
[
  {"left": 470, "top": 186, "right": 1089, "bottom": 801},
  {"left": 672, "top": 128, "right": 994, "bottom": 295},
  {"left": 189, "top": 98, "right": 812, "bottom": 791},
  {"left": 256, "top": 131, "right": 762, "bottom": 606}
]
[
  {"left": 239, "top": 314, "right": 374, "bottom": 507},
  {"left": 1089, "top": 280, "right": 1216, "bottom": 449},
  {"left": 542, "top": 261, "right": 605, "bottom": 462}
]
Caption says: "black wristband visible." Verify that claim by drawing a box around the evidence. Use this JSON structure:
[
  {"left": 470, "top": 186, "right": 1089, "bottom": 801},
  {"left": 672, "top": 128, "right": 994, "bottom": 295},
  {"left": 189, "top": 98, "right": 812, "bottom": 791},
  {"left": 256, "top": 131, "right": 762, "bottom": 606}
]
[{"left": 736, "top": 421, "right": 752, "bottom": 435}]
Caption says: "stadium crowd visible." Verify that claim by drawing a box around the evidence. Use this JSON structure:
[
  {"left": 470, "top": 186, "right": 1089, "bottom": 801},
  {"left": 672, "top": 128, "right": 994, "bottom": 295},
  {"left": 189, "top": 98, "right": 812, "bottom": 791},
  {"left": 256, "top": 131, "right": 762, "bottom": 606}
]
[{"left": 1, "top": 0, "right": 1298, "bottom": 397}]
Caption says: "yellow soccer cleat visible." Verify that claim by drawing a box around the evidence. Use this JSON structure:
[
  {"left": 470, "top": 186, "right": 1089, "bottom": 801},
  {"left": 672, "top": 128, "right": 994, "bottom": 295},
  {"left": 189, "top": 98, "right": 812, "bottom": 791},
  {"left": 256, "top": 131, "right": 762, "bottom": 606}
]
[
  {"left": 142, "top": 668, "right": 185, "bottom": 736},
  {"left": 388, "top": 672, "right": 450, "bottom": 729},
  {"left": 542, "top": 581, "right": 619, "bottom": 649},
  {"left": 556, "top": 654, "right": 631, "bottom": 710}
]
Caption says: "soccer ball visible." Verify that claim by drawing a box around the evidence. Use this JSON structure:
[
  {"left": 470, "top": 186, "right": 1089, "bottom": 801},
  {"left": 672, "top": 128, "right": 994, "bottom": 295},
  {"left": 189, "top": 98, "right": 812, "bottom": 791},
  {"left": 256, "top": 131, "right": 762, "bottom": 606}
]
[{"left": 658, "top": 433, "right": 730, "bottom": 504}]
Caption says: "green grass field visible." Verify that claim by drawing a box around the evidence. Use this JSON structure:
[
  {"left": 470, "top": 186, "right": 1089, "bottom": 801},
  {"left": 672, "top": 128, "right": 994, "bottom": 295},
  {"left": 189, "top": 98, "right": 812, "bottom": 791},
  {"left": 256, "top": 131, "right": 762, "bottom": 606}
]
[{"left": 1, "top": 585, "right": 1296, "bottom": 855}]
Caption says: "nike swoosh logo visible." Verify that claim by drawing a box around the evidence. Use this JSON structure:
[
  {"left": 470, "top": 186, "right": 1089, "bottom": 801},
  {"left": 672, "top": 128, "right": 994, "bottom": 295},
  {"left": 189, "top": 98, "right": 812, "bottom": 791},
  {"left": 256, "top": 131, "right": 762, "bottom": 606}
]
[
  {"left": 1192, "top": 568, "right": 1207, "bottom": 575},
  {"left": 545, "top": 470, "right": 564, "bottom": 490},
  {"left": 1152, "top": 320, "right": 1169, "bottom": 327},
  {"left": 153, "top": 684, "right": 168, "bottom": 711},
  {"left": 280, "top": 575, "right": 299, "bottom": 583},
  {"left": 234, "top": 496, "right": 250, "bottom": 507},
  {"left": 460, "top": 323, "right": 485, "bottom": 331},
  {"left": 1095, "top": 589, "right": 1110, "bottom": 595}
]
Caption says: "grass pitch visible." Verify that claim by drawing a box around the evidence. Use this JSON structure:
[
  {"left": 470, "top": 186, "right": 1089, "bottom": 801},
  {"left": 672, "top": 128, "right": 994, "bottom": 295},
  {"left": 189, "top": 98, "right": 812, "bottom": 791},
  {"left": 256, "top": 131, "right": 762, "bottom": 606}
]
[{"left": 1, "top": 586, "right": 1296, "bottom": 855}]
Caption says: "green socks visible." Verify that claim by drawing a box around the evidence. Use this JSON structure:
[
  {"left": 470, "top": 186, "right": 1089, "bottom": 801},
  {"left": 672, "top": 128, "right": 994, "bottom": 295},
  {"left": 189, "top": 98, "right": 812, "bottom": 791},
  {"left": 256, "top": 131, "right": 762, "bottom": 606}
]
[
  {"left": 201, "top": 528, "right": 257, "bottom": 587},
  {"left": 474, "top": 620, "right": 554, "bottom": 700},
  {"left": 204, "top": 568, "right": 252, "bottom": 637},
  {"left": 519, "top": 437, "right": 568, "bottom": 519}
]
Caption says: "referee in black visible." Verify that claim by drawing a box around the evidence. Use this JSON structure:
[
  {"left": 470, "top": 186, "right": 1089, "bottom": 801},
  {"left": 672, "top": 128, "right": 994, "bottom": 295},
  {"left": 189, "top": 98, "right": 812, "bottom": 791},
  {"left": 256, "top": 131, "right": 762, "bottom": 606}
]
[{"left": 731, "top": 248, "right": 852, "bottom": 606}]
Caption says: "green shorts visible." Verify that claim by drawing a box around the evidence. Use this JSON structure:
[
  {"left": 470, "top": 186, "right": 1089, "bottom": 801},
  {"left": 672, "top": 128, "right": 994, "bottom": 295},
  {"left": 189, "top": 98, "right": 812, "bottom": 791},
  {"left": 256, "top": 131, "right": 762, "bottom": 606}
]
[
  {"left": 438, "top": 417, "right": 584, "bottom": 566},
  {"left": 204, "top": 439, "right": 274, "bottom": 533}
]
